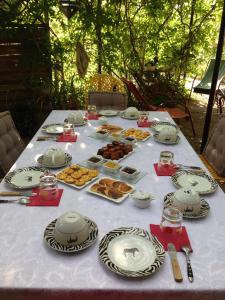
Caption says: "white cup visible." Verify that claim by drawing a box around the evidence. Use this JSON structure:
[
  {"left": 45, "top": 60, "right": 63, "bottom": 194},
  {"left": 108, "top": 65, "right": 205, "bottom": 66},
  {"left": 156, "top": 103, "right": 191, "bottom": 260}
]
[
  {"left": 131, "top": 190, "right": 154, "bottom": 208},
  {"left": 42, "top": 148, "right": 66, "bottom": 166},
  {"left": 124, "top": 107, "right": 139, "bottom": 118},
  {"left": 157, "top": 127, "right": 177, "bottom": 143},
  {"left": 173, "top": 188, "right": 201, "bottom": 216},
  {"left": 68, "top": 112, "right": 84, "bottom": 125},
  {"left": 54, "top": 211, "right": 89, "bottom": 246}
]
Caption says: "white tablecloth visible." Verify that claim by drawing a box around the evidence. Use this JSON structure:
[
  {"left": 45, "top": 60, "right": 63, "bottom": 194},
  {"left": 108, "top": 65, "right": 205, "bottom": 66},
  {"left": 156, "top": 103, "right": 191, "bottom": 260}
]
[{"left": 0, "top": 110, "right": 225, "bottom": 300}]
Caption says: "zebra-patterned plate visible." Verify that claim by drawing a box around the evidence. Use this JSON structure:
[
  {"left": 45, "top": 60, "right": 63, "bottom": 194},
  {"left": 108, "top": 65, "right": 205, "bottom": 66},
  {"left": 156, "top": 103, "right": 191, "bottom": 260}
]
[
  {"left": 99, "top": 227, "right": 165, "bottom": 277},
  {"left": 153, "top": 133, "right": 180, "bottom": 145},
  {"left": 164, "top": 192, "right": 210, "bottom": 219},
  {"left": 171, "top": 170, "right": 218, "bottom": 195},
  {"left": 44, "top": 217, "right": 98, "bottom": 253},
  {"left": 4, "top": 166, "right": 46, "bottom": 189},
  {"left": 42, "top": 123, "right": 64, "bottom": 134}
]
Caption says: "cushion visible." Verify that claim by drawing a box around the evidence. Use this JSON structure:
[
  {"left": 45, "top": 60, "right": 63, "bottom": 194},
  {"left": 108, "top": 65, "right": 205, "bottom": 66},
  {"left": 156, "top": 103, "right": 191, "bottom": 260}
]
[
  {"left": 88, "top": 91, "right": 127, "bottom": 110},
  {"left": 0, "top": 111, "right": 25, "bottom": 173},
  {"left": 204, "top": 114, "right": 225, "bottom": 176}
]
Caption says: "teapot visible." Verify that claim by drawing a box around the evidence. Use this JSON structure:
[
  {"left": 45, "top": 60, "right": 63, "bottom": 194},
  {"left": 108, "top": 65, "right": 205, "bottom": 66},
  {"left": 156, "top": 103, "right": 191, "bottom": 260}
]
[
  {"left": 68, "top": 112, "right": 84, "bottom": 125},
  {"left": 43, "top": 148, "right": 66, "bottom": 166}
]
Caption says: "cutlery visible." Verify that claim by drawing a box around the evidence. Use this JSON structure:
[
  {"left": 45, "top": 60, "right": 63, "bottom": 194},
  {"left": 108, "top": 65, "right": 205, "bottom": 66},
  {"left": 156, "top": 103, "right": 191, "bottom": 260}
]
[
  {"left": 0, "top": 197, "right": 31, "bottom": 205},
  {"left": 37, "top": 136, "right": 57, "bottom": 141},
  {"left": 175, "top": 164, "right": 205, "bottom": 173},
  {"left": 181, "top": 245, "right": 194, "bottom": 282},
  {"left": 0, "top": 191, "right": 36, "bottom": 197},
  {"left": 168, "top": 243, "right": 183, "bottom": 282}
]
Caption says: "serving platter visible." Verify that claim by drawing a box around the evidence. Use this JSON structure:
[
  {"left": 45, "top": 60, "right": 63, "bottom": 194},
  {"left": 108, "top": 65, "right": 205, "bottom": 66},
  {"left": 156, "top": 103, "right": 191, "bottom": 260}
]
[
  {"left": 151, "top": 121, "right": 178, "bottom": 132},
  {"left": 44, "top": 217, "right": 98, "bottom": 253},
  {"left": 122, "top": 128, "right": 151, "bottom": 142},
  {"left": 87, "top": 177, "right": 134, "bottom": 203},
  {"left": 42, "top": 123, "right": 64, "bottom": 134},
  {"left": 153, "top": 133, "right": 180, "bottom": 145},
  {"left": 99, "top": 227, "right": 165, "bottom": 277},
  {"left": 37, "top": 153, "right": 72, "bottom": 168},
  {"left": 56, "top": 164, "right": 99, "bottom": 190},
  {"left": 4, "top": 166, "right": 46, "bottom": 189},
  {"left": 98, "top": 148, "right": 135, "bottom": 162},
  {"left": 164, "top": 192, "right": 210, "bottom": 219},
  {"left": 171, "top": 170, "right": 218, "bottom": 195}
]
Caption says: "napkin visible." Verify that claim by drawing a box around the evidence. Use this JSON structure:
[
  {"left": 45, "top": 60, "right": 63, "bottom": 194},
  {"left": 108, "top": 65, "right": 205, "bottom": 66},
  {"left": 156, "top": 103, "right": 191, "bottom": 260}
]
[
  {"left": 26, "top": 188, "right": 63, "bottom": 206},
  {"left": 85, "top": 113, "right": 99, "bottom": 120},
  {"left": 56, "top": 134, "right": 77, "bottom": 142},
  {"left": 154, "top": 163, "right": 177, "bottom": 176},
  {"left": 150, "top": 224, "right": 192, "bottom": 252},
  {"left": 137, "top": 120, "right": 152, "bottom": 128}
]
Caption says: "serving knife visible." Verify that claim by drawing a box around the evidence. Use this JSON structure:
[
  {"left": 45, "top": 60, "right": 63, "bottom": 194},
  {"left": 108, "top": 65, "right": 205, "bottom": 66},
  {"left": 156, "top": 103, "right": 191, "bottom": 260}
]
[
  {"left": 37, "top": 136, "right": 57, "bottom": 141},
  {"left": 168, "top": 243, "right": 183, "bottom": 282},
  {"left": 0, "top": 191, "right": 36, "bottom": 197}
]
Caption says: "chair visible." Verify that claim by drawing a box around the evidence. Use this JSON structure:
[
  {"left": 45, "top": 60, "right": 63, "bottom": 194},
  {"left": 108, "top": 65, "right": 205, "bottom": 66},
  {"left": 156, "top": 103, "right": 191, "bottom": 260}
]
[
  {"left": 86, "top": 74, "right": 127, "bottom": 110},
  {"left": 121, "top": 77, "right": 196, "bottom": 136},
  {"left": 0, "top": 111, "right": 25, "bottom": 175},
  {"left": 200, "top": 114, "right": 225, "bottom": 185}
]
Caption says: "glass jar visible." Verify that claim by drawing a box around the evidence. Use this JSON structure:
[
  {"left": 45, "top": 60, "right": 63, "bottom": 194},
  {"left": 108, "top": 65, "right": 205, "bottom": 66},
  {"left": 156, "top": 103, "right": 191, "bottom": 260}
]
[
  {"left": 63, "top": 118, "right": 75, "bottom": 136},
  {"left": 160, "top": 207, "right": 183, "bottom": 234},
  {"left": 87, "top": 105, "right": 97, "bottom": 116},
  {"left": 158, "top": 151, "right": 174, "bottom": 169},
  {"left": 39, "top": 171, "right": 59, "bottom": 200}
]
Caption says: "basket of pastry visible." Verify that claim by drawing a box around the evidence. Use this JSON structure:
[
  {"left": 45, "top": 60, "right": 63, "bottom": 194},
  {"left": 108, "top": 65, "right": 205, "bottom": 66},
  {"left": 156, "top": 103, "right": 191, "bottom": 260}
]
[
  {"left": 56, "top": 164, "right": 99, "bottom": 189},
  {"left": 97, "top": 141, "right": 133, "bottom": 161},
  {"left": 99, "top": 124, "right": 123, "bottom": 134},
  {"left": 122, "top": 128, "right": 151, "bottom": 141},
  {"left": 87, "top": 177, "right": 134, "bottom": 203}
]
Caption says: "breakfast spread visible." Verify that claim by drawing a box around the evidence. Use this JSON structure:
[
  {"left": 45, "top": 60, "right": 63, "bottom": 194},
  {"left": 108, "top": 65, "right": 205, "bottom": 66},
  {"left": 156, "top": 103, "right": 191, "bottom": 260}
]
[
  {"left": 123, "top": 128, "right": 150, "bottom": 141},
  {"left": 97, "top": 141, "right": 133, "bottom": 160},
  {"left": 56, "top": 164, "right": 99, "bottom": 188}
]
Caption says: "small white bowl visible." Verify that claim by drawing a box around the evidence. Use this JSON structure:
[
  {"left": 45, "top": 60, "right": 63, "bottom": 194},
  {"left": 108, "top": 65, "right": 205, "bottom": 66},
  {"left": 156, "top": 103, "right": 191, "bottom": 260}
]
[
  {"left": 102, "top": 160, "right": 121, "bottom": 174},
  {"left": 131, "top": 191, "right": 154, "bottom": 208},
  {"left": 120, "top": 166, "right": 139, "bottom": 179},
  {"left": 86, "top": 155, "right": 104, "bottom": 168},
  {"left": 95, "top": 129, "right": 109, "bottom": 139},
  {"left": 54, "top": 211, "right": 89, "bottom": 246},
  {"left": 123, "top": 136, "right": 137, "bottom": 145}
]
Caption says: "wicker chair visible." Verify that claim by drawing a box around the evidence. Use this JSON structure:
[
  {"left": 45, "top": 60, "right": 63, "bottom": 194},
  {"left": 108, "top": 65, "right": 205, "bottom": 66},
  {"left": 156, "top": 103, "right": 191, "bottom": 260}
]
[
  {"left": 85, "top": 74, "right": 127, "bottom": 110},
  {"left": 0, "top": 111, "right": 25, "bottom": 175}
]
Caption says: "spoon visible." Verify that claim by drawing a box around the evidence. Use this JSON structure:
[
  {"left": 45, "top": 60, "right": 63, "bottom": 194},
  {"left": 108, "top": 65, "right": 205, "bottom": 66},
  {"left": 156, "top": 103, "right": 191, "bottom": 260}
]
[
  {"left": 181, "top": 246, "right": 194, "bottom": 282},
  {"left": 0, "top": 197, "right": 31, "bottom": 205}
]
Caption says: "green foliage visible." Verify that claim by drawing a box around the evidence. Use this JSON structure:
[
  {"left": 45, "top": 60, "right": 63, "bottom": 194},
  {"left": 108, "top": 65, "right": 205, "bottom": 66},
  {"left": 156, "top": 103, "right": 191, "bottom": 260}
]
[{"left": 0, "top": 0, "right": 223, "bottom": 107}]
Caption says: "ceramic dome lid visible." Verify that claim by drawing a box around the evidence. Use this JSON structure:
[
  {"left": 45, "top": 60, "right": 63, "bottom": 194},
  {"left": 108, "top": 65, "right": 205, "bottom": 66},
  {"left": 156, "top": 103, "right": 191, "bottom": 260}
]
[{"left": 174, "top": 188, "right": 200, "bottom": 204}]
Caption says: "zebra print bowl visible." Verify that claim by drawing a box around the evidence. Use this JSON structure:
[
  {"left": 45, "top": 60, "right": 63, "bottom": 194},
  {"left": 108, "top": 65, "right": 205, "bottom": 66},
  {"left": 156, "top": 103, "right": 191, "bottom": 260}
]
[
  {"left": 99, "top": 227, "right": 165, "bottom": 277},
  {"left": 44, "top": 217, "right": 98, "bottom": 253}
]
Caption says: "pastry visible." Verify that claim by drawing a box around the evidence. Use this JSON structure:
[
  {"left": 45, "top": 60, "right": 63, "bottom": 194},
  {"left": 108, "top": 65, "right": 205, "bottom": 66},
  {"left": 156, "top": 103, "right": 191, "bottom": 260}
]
[
  {"left": 99, "top": 178, "right": 115, "bottom": 187},
  {"left": 105, "top": 188, "right": 123, "bottom": 199},
  {"left": 112, "top": 181, "right": 133, "bottom": 193},
  {"left": 91, "top": 183, "right": 102, "bottom": 192}
]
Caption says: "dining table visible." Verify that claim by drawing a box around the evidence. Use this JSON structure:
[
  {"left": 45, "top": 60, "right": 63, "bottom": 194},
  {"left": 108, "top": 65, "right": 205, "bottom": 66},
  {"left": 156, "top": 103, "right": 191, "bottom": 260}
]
[{"left": 0, "top": 110, "right": 225, "bottom": 300}]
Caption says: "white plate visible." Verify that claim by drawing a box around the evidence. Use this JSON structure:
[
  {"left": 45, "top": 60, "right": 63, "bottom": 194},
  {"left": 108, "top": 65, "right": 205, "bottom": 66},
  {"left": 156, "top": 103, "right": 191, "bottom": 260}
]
[
  {"left": 99, "top": 227, "right": 165, "bottom": 277},
  {"left": 151, "top": 121, "right": 178, "bottom": 132},
  {"left": 4, "top": 167, "right": 46, "bottom": 189},
  {"left": 99, "top": 110, "right": 118, "bottom": 117},
  {"left": 164, "top": 192, "right": 210, "bottom": 219},
  {"left": 44, "top": 217, "right": 98, "bottom": 253},
  {"left": 42, "top": 123, "right": 64, "bottom": 134},
  {"left": 37, "top": 153, "right": 72, "bottom": 168},
  {"left": 153, "top": 133, "right": 180, "bottom": 145},
  {"left": 120, "top": 111, "right": 139, "bottom": 120},
  {"left": 87, "top": 177, "right": 134, "bottom": 203},
  {"left": 171, "top": 170, "right": 218, "bottom": 195},
  {"left": 73, "top": 119, "right": 87, "bottom": 127}
]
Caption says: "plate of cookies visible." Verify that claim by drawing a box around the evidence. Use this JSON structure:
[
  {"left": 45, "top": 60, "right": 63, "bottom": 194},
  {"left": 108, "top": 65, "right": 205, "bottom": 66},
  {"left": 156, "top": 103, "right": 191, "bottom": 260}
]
[
  {"left": 122, "top": 128, "right": 151, "bottom": 141},
  {"left": 56, "top": 164, "right": 100, "bottom": 189},
  {"left": 87, "top": 177, "right": 134, "bottom": 203}
]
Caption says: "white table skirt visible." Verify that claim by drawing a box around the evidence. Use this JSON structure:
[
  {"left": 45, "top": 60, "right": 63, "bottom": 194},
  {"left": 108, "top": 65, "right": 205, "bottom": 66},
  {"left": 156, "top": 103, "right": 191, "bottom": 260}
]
[{"left": 0, "top": 110, "right": 225, "bottom": 300}]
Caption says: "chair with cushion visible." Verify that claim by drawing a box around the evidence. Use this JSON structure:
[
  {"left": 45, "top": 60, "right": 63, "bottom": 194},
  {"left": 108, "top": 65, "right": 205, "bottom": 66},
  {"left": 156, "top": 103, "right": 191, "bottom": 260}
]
[
  {"left": 0, "top": 111, "right": 25, "bottom": 175},
  {"left": 200, "top": 114, "right": 225, "bottom": 185},
  {"left": 86, "top": 74, "right": 127, "bottom": 110}
]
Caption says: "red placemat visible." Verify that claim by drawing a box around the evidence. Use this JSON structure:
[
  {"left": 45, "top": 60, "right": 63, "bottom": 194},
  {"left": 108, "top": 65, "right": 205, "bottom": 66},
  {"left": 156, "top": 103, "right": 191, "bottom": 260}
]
[
  {"left": 56, "top": 134, "right": 77, "bottom": 142},
  {"left": 137, "top": 120, "right": 152, "bottom": 128},
  {"left": 154, "top": 163, "right": 177, "bottom": 176},
  {"left": 26, "top": 188, "right": 63, "bottom": 206},
  {"left": 150, "top": 224, "right": 192, "bottom": 252},
  {"left": 85, "top": 113, "right": 99, "bottom": 120}
]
